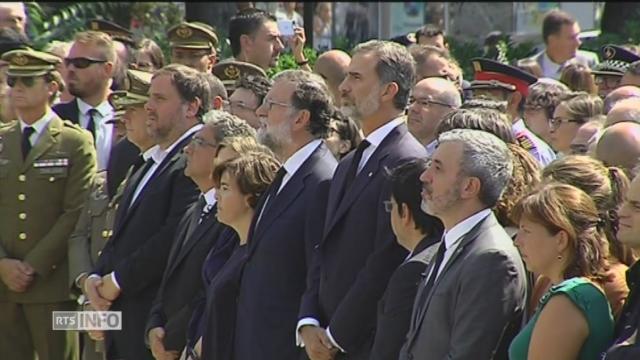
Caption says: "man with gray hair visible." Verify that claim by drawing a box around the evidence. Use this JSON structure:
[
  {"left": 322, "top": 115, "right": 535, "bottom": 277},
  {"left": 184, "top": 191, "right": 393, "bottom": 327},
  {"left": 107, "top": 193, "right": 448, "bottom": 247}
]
[
  {"left": 232, "top": 69, "right": 338, "bottom": 360},
  {"left": 400, "top": 129, "right": 527, "bottom": 360},
  {"left": 146, "top": 110, "right": 254, "bottom": 358},
  {"left": 298, "top": 40, "right": 427, "bottom": 359},
  {"left": 407, "top": 77, "right": 461, "bottom": 154},
  {"left": 604, "top": 97, "right": 640, "bottom": 127}
]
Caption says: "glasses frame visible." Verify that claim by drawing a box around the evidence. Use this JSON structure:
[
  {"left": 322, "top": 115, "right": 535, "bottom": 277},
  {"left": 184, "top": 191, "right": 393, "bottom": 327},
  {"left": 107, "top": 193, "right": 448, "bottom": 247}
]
[
  {"left": 408, "top": 96, "right": 456, "bottom": 109},
  {"left": 190, "top": 135, "right": 218, "bottom": 149},
  {"left": 548, "top": 117, "right": 582, "bottom": 130},
  {"left": 383, "top": 200, "right": 394, "bottom": 213},
  {"left": 63, "top": 57, "right": 108, "bottom": 69},
  {"left": 262, "top": 98, "right": 294, "bottom": 111}
]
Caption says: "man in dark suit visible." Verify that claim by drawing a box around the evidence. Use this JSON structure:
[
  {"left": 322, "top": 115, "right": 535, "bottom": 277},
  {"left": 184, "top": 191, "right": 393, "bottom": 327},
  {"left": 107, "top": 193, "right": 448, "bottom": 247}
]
[
  {"left": 53, "top": 30, "right": 139, "bottom": 198},
  {"left": 399, "top": 129, "right": 527, "bottom": 359},
  {"left": 145, "top": 111, "right": 255, "bottom": 358},
  {"left": 298, "top": 40, "right": 427, "bottom": 359},
  {"left": 233, "top": 70, "right": 337, "bottom": 360},
  {"left": 82, "top": 64, "right": 210, "bottom": 360}
]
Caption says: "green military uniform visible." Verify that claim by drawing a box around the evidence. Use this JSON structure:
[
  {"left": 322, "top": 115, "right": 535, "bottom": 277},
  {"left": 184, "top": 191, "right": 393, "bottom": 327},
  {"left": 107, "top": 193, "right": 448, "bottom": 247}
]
[
  {"left": 212, "top": 60, "right": 268, "bottom": 96},
  {"left": 66, "top": 68, "right": 152, "bottom": 360},
  {"left": 167, "top": 22, "right": 219, "bottom": 73},
  {"left": 87, "top": 19, "right": 135, "bottom": 47},
  {"left": 0, "top": 49, "right": 97, "bottom": 360}
]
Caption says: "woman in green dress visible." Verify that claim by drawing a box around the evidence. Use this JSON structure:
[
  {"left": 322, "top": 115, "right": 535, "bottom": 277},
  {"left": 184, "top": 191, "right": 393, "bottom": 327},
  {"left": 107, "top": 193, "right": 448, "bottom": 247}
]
[{"left": 509, "top": 183, "right": 614, "bottom": 360}]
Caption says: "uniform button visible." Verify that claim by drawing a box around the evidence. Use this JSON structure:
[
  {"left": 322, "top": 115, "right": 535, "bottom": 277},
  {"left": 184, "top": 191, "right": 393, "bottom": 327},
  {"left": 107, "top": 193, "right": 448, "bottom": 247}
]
[
  {"left": 18, "top": 233, "right": 27, "bottom": 240},
  {"left": 108, "top": 230, "right": 113, "bottom": 237},
  {"left": 18, "top": 213, "right": 26, "bottom": 220},
  {"left": 97, "top": 250, "right": 102, "bottom": 256},
  {"left": 18, "top": 174, "right": 26, "bottom": 182},
  {"left": 102, "top": 230, "right": 109, "bottom": 238},
  {"left": 18, "top": 194, "right": 26, "bottom": 201},
  {"left": 49, "top": 177, "right": 55, "bottom": 182}
]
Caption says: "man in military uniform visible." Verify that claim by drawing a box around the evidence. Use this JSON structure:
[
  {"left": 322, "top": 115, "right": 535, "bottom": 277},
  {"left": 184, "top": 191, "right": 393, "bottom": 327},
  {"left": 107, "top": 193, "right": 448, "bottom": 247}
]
[
  {"left": 469, "top": 57, "right": 556, "bottom": 166},
  {"left": 68, "top": 69, "right": 154, "bottom": 360},
  {"left": 167, "top": 21, "right": 218, "bottom": 73},
  {"left": 212, "top": 60, "right": 267, "bottom": 97},
  {"left": 592, "top": 44, "right": 640, "bottom": 99},
  {"left": 0, "top": 48, "right": 96, "bottom": 360}
]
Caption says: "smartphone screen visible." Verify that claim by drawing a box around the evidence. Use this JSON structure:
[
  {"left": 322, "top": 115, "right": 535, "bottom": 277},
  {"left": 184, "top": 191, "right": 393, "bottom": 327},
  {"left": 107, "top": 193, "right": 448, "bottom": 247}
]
[{"left": 278, "top": 19, "right": 295, "bottom": 37}]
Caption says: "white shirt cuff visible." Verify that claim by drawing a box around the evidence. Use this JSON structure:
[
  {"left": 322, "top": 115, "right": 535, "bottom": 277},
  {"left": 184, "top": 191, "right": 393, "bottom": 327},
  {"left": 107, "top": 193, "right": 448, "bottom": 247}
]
[
  {"left": 109, "top": 271, "right": 121, "bottom": 290},
  {"left": 326, "top": 327, "right": 346, "bottom": 353},
  {"left": 296, "top": 317, "right": 320, "bottom": 347}
]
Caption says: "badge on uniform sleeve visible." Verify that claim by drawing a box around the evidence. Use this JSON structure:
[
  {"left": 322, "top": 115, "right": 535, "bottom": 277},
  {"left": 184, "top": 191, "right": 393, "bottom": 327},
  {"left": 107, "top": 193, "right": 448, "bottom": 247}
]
[{"left": 515, "top": 132, "right": 534, "bottom": 151}]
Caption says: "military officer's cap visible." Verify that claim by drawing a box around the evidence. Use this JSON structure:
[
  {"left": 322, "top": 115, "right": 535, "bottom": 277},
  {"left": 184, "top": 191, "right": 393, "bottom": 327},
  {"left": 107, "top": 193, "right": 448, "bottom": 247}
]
[
  {"left": 469, "top": 57, "right": 538, "bottom": 97},
  {"left": 87, "top": 19, "right": 135, "bottom": 46},
  {"left": 168, "top": 22, "right": 218, "bottom": 50},
  {"left": 592, "top": 44, "right": 640, "bottom": 77},
  {"left": 1, "top": 48, "right": 61, "bottom": 77},
  {"left": 108, "top": 69, "right": 153, "bottom": 110},
  {"left": 212, "top": 60, "right": 268, "bottom": 94}
]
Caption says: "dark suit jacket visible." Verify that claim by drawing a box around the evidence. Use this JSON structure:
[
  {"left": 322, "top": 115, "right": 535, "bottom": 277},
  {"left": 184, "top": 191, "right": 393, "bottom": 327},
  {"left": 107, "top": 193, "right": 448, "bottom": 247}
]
[
  {"left": 145, "top": 202, "right": 235, "bottom": 352},
  {"left": 299, "top": 123, "right": 427, "bottom": 357},
  {"left": 234, "top": 143, "right": 337, "bottom": 360},
  {"left": 605, "top": 261, "right": 640, "bottom": 360},
  {"left": 92, "top": 134, "right": 199, "bottom": 360},
  {"left": 52, "top": 98, "right": 80, "bottom": 125},
  {"left": 370, "top": 234, "right": 441, "bottom": 360},
  {"left": 399, "top": 213, "right": 527, "bottom": 360}
]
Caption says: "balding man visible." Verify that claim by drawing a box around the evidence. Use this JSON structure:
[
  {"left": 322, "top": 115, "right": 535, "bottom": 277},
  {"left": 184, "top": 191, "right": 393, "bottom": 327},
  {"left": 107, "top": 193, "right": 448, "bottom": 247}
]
[
  {"left": 604, "top": 85, "right": 640, "bottom": 114},
  {"left": 621, "top": 60, "right": 640, "bottom": 87},
  {"left": 596, "top": 121, "right": 640, "bottom": 176},
  {"left": 314, "top": 49, "right": 351, "bottom": 105},
  {"left": 604, "top": 98, "right": 640, "bottom": 127},
  {"left": 407, "top": 77, "right": 461, "bottom": 154},
  {"left": 0, "top": 2, "right": 26, "bottom": 36}
]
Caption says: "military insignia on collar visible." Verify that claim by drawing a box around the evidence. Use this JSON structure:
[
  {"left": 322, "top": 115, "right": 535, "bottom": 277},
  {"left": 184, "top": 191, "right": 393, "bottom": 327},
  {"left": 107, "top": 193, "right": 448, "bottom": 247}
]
[
  {"left": 224, "top": 65, "right": 240, "bottom": 79},
  {"left": 13, "top": 54, "right": 28, "bottom": 66},
  {"left": 176, "top": 26, "right": 193, "bottom": 39},
  {"left": 604, "top": 46, "right": 615, "bottom": 60}
]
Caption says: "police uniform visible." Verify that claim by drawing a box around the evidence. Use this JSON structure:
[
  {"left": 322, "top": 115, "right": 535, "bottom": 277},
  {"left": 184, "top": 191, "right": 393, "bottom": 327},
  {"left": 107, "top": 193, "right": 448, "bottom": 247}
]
[
  {"left": 0, "top": 49, "right": 96, "bottom": 360},
  {"left": 212, "top": 60, "right": 268, "bottom": 96},
  {"left": 592, "top": 44, "right": 640, "bottom": 78},
  {"left": 469, "top": 57, "right": 556, "bottom": 166},
  {"left": 167, "top": 21, "right": 218, "bottom": 73}
]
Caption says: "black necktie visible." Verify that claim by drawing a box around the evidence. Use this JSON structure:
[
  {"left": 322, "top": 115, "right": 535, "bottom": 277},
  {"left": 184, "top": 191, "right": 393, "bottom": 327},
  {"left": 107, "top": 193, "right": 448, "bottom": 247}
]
[
  {"left": 256, "top": 167, "right": 287, "bottom": 230},
  {"left": 413, "top": 239, "right": 447, "bottom": 324},
  {"left": 86, "top": 109, "right": 98, "bottom": 141},
  {"left": 21, "top": 126, "right": 35, "bottom": 159},
  {"left": 345, "top": 140, "right": 371, "bottom": 189},
  {"left": 184, "top": 195, "right": 208, "bottom": 244}
]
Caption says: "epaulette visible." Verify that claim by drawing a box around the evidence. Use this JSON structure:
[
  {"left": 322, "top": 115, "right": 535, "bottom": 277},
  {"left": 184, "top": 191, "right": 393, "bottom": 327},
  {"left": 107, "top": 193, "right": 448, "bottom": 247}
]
[
  {"left": 515, "top": 132, "right": 535, "bottom": 151},
  {"left": 62, "top": 119, "right": 85, "bottom": 132}
]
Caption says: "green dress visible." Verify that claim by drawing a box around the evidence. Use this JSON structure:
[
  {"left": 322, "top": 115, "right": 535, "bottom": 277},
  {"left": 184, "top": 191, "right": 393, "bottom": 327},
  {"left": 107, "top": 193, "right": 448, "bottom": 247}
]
[{"left": 509, "top": 277, "right": 614, "bottom": 360}]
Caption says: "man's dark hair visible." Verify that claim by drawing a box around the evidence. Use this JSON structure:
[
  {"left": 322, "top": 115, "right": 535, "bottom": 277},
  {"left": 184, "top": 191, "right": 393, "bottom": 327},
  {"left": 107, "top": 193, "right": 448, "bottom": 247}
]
[
  {"left": 415, "top": 24, "right": 446, "bottom": 45},
  {"left": 153, "top": 64, "right": 212, "bottom": 119},
  {"left": 542, "top": 10, "right": 576, "bottom": 44},
  {"left": 229, "top": 8, "right": 277, "bottom": 57},
  {"left": 388, "top": 158, "right": 444, "bottom": 235},
  {"left": 235, "top": 74, "right": 272, "bottom": 105}
]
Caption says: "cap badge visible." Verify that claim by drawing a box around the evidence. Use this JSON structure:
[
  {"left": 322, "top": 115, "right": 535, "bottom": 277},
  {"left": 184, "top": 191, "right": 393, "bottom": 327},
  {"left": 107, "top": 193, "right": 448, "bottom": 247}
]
[
  {"left": 604, "top": 46, "right": 615, "bottom": 60},
  {"left": 224, "top": 65, "right": 240, "bottom": 80},
  {"left": 91, "top": 21, "right": 99, "bottom": 30},
  {"left": 176, "top": 26, "right": 193, "bottom": 39},
  {"left": 472, "top": 61, "right": 481, "bottom": 73},
  {"left": 13, "top": 54, "right": 29, "bottom": 66}
]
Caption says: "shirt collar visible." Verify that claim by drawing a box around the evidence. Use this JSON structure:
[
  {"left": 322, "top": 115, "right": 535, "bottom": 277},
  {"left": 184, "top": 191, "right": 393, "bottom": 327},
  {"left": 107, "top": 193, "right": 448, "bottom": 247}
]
[
  {"left": 77, "top": 97, "right": 113, "bottom": 118},
  {"left": 282, "top": 139, "right": 322, "bottom": 177},
  {"left": 363, "top": 116, "right": 404, "bottom": 147},
  {"left": 425, "top": 139, "right": 438, "bottom": 156},
  {"left": 164, "top": 123, "right": 203, "bottom": 155},
  {"left": 512, "top": 118, "right": 526, "bottom": 132},
  {"left": 203, "top": 187, "right": 217, "bottom": 206},
  {"left": 443, "top": 208, "right": 492, "bottom": 250},
  {"left": 141, "top": 146, "right": 155, "bottom": 162},
  {"left": 19, "top": 110, "right": 55, "bottom": 134}
]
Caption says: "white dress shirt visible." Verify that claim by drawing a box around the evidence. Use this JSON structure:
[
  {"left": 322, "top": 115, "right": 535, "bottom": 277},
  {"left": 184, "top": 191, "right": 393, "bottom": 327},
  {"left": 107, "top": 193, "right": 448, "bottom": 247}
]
[
  {"left": 425, "top": 139, "right": 437, "bottom": 157},
  {"left": 203, "top": 187, "right": 217, "bottom": 207},
  {"left": 77, "top": 98, "right": 114, "bottom": 170},
  {"left": 19, "top": 110, "right": 55, "bottom": 146},
  {"left": 540, "top": 51, "right": 565, "bottom": 80},
  {"left": 296, "top": 118, "right": 404, "bottom": 351}
]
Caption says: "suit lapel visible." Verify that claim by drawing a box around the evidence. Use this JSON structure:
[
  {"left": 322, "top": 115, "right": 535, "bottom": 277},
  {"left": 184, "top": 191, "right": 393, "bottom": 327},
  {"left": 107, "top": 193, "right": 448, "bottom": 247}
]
[
  {"left": 2, "top": 122, "right": 23, "bottom": 167},
  {"left": 21, "top": 117, "right": 63, "bottom": 172},
  {"left": 164, "top": 202, "right": 199, "bottom": 275},
  {"left": 171, "top": 207, "right": 220, "bottom": 272}
]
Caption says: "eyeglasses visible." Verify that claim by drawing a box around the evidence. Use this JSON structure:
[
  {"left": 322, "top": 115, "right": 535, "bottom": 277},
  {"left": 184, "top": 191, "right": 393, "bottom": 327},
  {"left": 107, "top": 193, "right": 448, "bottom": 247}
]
[
  {"left": 7, "top": 75, "right": 37, "bottom": 88},
  {"left": 64, "top": 57, "right": 108, "bottom": 69},
  {"left": 594, "top": 75, "right": 621, "bottom": 88},
  {"left": 548, "top": 117, "right": 582, "bottom": 130},
  {"left": 408, "top": 96, "right": 456, "bottom": 109},
  {"left": 383, "top": 200, "right": 394, "bottom": 213},
  {"left": 262, "top": 98, "right": 294, "bottom": 111},
  {"left": 190, "top": 135, "right": 217, "bottom": 149}
]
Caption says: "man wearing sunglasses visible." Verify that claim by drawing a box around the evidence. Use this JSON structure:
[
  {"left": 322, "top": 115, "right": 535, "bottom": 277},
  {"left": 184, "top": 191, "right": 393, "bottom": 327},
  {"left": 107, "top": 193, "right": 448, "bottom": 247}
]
[
  {"left": 468, "top": 57, "right": 556, "bottom": 167},
  {"left": 0, "top": 48, "right": 97, "bottom": 360},
  {"left": 168, "top": 22, "right": 218, "bottom": 74}
]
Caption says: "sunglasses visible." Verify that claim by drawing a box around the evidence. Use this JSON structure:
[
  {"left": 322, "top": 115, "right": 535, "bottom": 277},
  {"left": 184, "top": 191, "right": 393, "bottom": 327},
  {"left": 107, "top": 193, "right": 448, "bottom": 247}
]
[
  {"left": 7, "top": 75, "right": 37, "bottom": 88},
  {"left": 64, "top": 57, "right": 107, "bottom": 69}
]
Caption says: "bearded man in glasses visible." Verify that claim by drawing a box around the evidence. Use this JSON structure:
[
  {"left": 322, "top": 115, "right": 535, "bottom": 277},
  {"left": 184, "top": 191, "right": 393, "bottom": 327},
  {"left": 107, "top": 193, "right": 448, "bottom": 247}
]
[{"left": 0, "top": 48, "right": 97, "bottom": 360}]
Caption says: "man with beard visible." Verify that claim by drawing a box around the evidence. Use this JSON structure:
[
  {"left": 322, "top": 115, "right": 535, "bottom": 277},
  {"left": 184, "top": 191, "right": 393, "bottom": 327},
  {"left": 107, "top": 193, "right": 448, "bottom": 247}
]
[
  {"left": 232, "top": 70, "right": 337, "bottom": 360},
  {"left": 298, "top": 40, "right": 427, "bottom": 359},
  {"left": 399, "top": 129, "right": 526, "bottom": 359},
  {"left": 82, "top": 64, "right": 207, "bottom": 360},
  {"left": 53, "top": 30, "right": 139, "bottom": 199},
  {"left": 86, "top": 19, "right": 137, "bottom": 92}
]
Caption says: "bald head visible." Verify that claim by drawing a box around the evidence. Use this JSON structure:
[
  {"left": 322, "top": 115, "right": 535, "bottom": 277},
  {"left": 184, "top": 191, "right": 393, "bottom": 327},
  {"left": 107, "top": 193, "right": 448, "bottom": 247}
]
[
  {"left": 314, "top": 50, "right": 351, "bottom": 105},
  {"left": 407, "top": 77, "right": 461, "bottom": 145},
  {"left": 605, "top": 97, "right": 640, "bottom": 127},
  {"left": 603, "top": 85, "right": 640, "bottom": 114},
  {"left": 0, "top": 2, "right": 26, "bottom": 35},
  {"left": 415, "top": 77, "right": 461, "bottom": 106},
  {"left": 596, "top": 121, "right": 640, "bottom": 175}
]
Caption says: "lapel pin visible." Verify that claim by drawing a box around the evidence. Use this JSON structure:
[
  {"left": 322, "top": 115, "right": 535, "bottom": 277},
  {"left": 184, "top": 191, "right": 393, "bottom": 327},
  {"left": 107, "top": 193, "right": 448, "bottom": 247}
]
[{"left": 368, "top": 172, "right": 373, "bottom": 177}]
